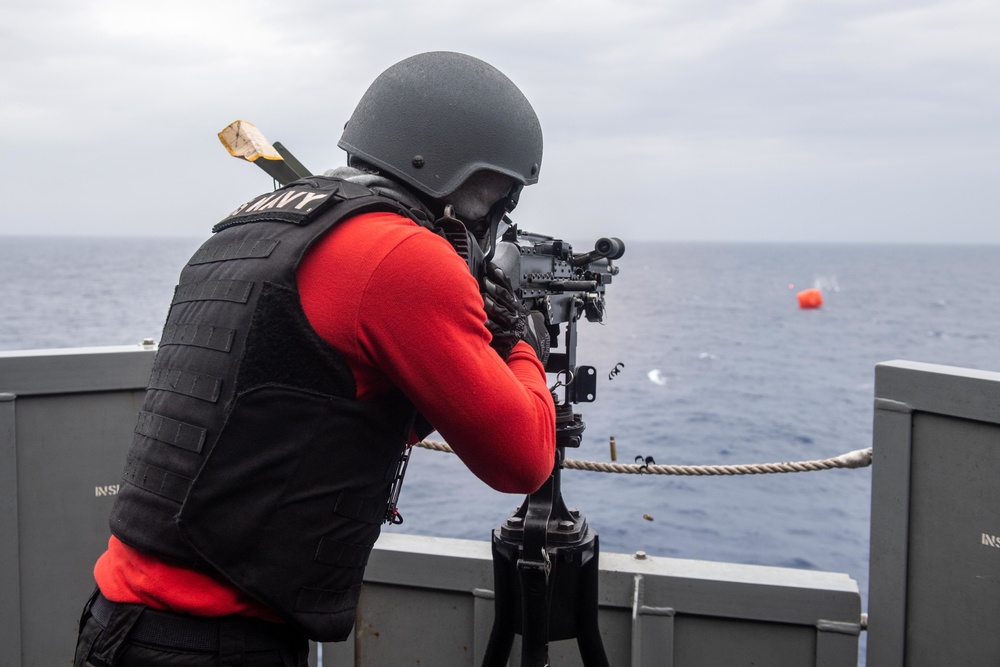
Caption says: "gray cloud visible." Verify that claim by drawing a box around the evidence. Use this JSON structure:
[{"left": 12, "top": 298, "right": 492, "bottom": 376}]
[{"left": 1, "top": 0, "right": 997, "bottom": 243}]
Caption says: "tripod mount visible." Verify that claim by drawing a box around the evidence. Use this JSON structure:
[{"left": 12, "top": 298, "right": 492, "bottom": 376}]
[
  {"left": 481, "top": 229, "right": 623, "bottom": 667},
  {"left": 482, "top": 401, "right": 610, "bottom": 667}
]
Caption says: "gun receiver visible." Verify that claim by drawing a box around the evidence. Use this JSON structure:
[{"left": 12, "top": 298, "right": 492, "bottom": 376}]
[
  {"left": 490, "top": 226, "right": 624, "bottom": 408},
  {"left": 492, "top": 228, "right": 622, "bottom": 322}
]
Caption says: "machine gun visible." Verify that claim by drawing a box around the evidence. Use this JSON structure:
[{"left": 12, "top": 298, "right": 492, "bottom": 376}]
[
  {"left": 491, "top": 228, "right": 623, "bottom": 397},
  {"left": 482, "top": 227, "right": 624, "bottom": 667}
]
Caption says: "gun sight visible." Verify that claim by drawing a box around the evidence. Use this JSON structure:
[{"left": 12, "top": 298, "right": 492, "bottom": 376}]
[{"left": 568, "top": 237, "right": 625, "bottom": 267}]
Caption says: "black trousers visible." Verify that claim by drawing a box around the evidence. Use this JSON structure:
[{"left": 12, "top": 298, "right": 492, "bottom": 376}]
[{"left": 73, "top": 591, "right": 310, "bottom": 667}]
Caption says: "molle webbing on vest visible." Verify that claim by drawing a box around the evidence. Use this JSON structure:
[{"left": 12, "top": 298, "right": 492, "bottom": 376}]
[
  {"left": 134, "top": 411, "right": 207, "bottom": 454},
  {"left": 171, "top": 280, "right": 254, "bottom": 305},
  {"left": 158, "top": 323, "right": 236, "bottom": 352},
  {"left": 189, "top": 238, "right": 279, "bottom": 265},
  {"left": 295, "top": 585, "right": 362, "bottom": 615},
  {"left": 146, "top": 366, "right": 223, "bottom": 403},
  {"left": 331, "top": 490, "right": 390, "bottom": 524},
  {"left": 315, "top": 537, "right": 373, "bottom": 568},
  {"left": 122, "top": 454, "right": 192, "bottom": 504}
]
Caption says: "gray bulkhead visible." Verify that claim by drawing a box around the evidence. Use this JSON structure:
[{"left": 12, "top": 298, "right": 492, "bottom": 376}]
[{"left": 1, "top": 345, "right": 932, "bottom": 666}]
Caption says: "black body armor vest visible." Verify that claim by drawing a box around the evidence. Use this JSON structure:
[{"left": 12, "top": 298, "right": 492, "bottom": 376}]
[{"left": 109, "top": 176, "right": 424, "bottom": 641}]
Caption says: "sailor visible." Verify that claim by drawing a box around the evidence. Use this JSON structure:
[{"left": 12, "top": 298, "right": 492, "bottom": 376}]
[{"left": 74, "top": 51, "right": 554, "bottom": 667}]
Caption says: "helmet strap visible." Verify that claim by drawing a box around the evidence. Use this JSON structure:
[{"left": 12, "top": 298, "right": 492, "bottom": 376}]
[
  {"left": 430, "top": 183, "right": 523, "bottom": 278},
  {"left": 462, "top": 183, "right": 522, "bottom": 244},
  {"left": 430, "top": 205, "right": 488, "bottom": 281}
]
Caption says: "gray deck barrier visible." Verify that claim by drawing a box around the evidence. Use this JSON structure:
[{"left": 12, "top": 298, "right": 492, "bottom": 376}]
[
  {"left": 1, "top": 346, "right": 862, "bottom": 666},
  {"left": 868, "top": 361, "right": 1000, "bottom": 666}
]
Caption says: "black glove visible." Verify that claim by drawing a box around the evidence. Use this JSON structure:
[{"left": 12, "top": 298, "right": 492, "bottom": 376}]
[
  {"left": 481, "top": 263, "right": 550, "bottom": 364},
  {"left": 522, "top": 311, "right": 550, "bottom": 366}
]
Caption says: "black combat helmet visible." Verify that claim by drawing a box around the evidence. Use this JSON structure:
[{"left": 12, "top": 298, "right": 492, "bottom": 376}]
[{"left": 338, "top": 51, "right": 543, "bottom": 201}]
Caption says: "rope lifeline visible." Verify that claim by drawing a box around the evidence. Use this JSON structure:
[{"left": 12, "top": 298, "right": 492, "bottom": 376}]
[{"left": 412, "top": 439, "right": 873, "bottom": 476}]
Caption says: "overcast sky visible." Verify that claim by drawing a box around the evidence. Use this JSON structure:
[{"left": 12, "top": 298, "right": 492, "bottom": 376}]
[{"left": 2, "top": 0, "right": 997, "bottom": 243}]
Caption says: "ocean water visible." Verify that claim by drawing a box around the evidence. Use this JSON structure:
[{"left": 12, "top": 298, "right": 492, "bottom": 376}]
[{"left": 4, "top": 235, "right": 1000, "bottom": 662}]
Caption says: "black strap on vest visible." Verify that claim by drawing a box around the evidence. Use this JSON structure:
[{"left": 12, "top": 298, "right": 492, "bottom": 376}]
[
  {"left": 134, "top": 411, "right": 207, "bottom": 454},
  {"left": 158, "top": 323, "right": 236, "bottom": 352},
  {"left": 146, "top": 365, "right": 223, "bottom": 403},
  {"left": 121, "top": 454, "right": 192, "bottom": 503},
  {"left": 189, "top": 238, "right": 279, "bottom": 265},
  {"left": 171, "top": 279, "right": 254, "bottom": 305},
  {"left": 294, "top": 585, "right": 362, "bottom": 615}
]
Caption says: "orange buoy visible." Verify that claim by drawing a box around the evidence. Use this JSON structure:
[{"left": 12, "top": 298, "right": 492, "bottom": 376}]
[{"left": 797, "top": 288, "right": 823, "bottom": 309}]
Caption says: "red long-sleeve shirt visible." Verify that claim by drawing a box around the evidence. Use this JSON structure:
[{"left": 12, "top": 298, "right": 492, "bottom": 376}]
[{"left": 95, "top": 211, "right": 556, "bottom": 617}]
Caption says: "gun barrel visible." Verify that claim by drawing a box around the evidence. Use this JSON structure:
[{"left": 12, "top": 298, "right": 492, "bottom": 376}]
[{"left": 530, "top": 280, "right": 599, "bottom": 292}]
